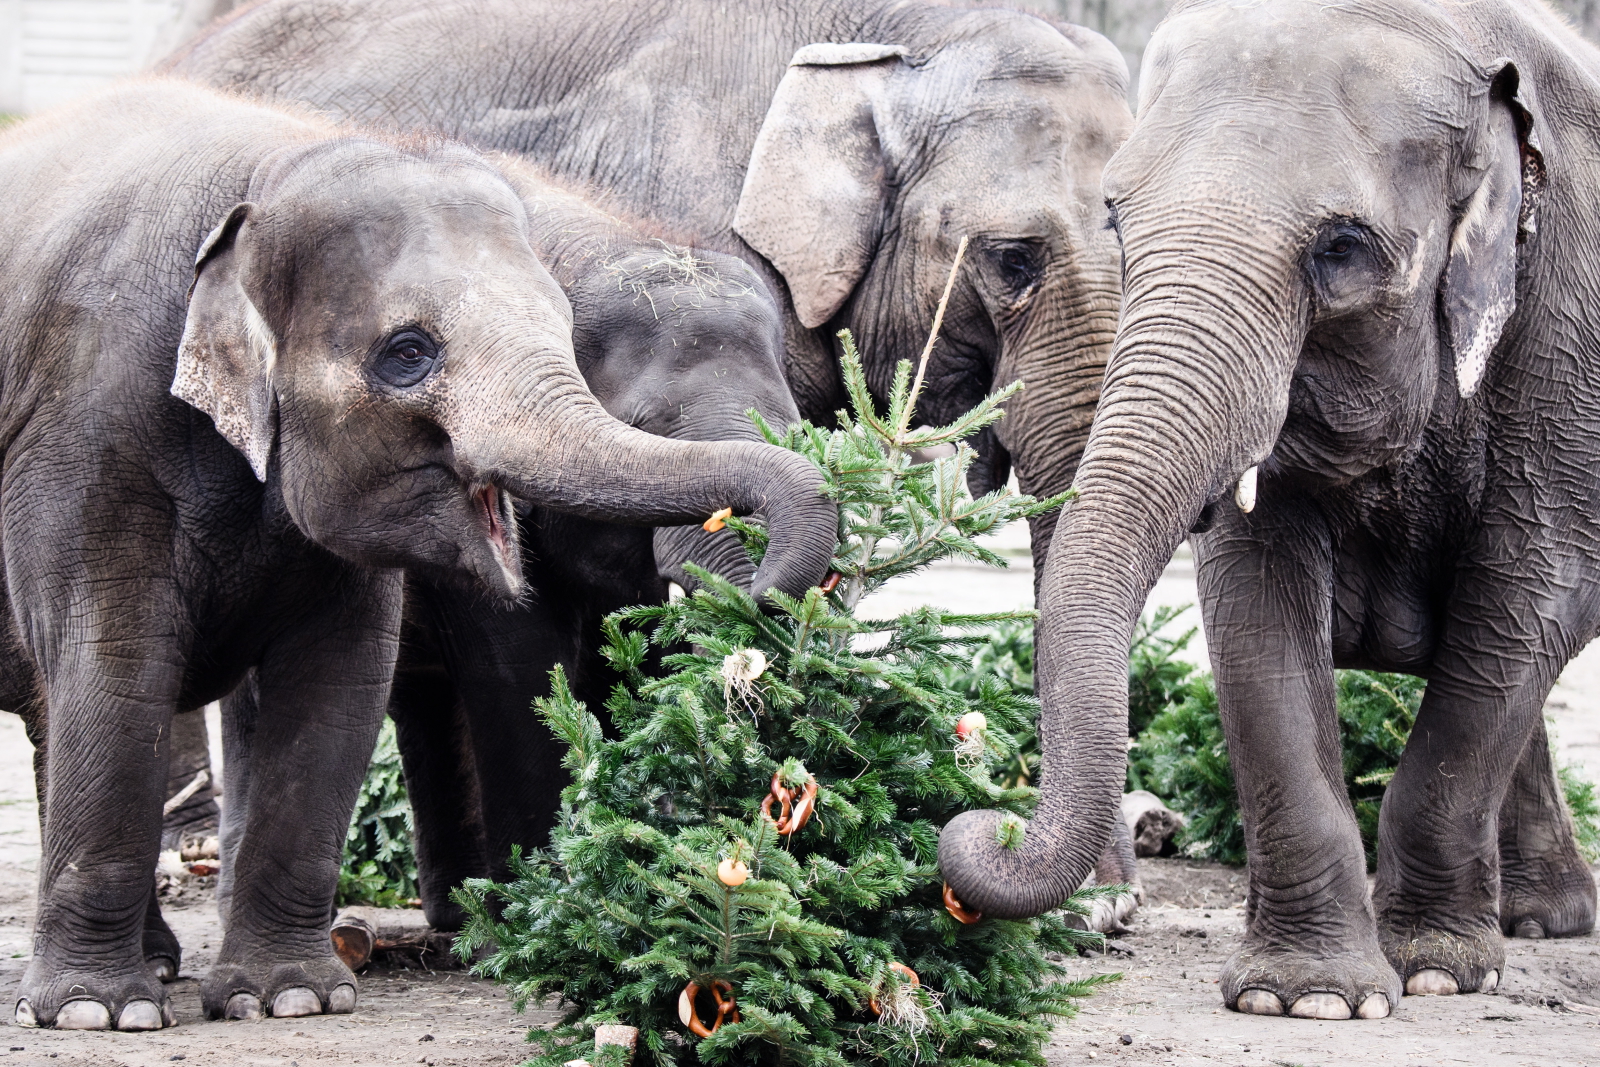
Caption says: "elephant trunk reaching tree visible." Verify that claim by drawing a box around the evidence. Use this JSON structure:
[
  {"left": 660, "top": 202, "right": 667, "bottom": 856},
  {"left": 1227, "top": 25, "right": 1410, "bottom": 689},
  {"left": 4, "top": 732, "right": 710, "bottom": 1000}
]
[
  {"left": 434, "top": 356, "right": 832, "bottom": 604},
  {"left": 940, "top": 197, "right": 1304, "bottom": 918}
]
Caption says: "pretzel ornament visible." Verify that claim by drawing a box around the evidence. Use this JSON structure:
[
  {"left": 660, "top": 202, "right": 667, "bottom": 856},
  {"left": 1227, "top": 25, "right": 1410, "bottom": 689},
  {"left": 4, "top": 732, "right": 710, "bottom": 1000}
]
[
  {"left": 943, "top": 882, "right": 983, "bottom": 924},
  {"left": 760, "top": 771, "right": 818, "bottom": 835},
  {"left": 868, "top": 962, "right": 921, "bottom": 1015},
  {"left": 678, "top": 978, "right": 740, "bottom": 1037}
]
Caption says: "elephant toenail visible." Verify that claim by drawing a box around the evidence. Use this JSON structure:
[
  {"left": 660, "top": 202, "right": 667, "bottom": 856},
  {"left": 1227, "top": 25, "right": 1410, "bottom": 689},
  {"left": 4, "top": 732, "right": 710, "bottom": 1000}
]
[
  {"left": 117, "top": 999, "right": 164, "bottom": 1031},
  {"left": 55, "top": 1000, "right": 112, "bottom": 1029},
  {"left": 161, "top": 1000, "right": 176, "bottom": 1027},
  {"left": 1480, "top": 969, "right": 1500, "bottom": 993},
  {"left": 1235, "top": 988, "right": 1285, "bottom": 1015},
  {"left": 149, "top": 956, "right": 177, "bottom": 982},
  {"left": 1405, "top": 969, "right": 1459, "bottom": 996},
  {"left": 1289, "top": 992, "right": 1352, "bottom": 1020},
  {"left": 1513, "top": 919, "right": 1546, "bottom": 939},
  {"left": 14, "top": 999, "right": 36, "bottom": 1028},
  {"left": 1356, "top": 993, "right": 1391, "bottom": 1019},
  {"left": 224, "top": 993, "right": 262, "bottom": 1021},
  {"left": 271, "top": 987, "right": 322, "bottom": 1017},
  {"left": 327, "top": 984, "right": 356, "bottom": 1014}
]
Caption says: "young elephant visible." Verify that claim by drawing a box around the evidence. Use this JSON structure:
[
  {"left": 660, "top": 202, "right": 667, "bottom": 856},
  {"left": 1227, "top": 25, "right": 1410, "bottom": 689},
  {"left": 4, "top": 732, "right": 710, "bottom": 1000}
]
[
  {"left": 0, "top": 80, "right": 833, "bottom": 1030},
  {"left": 225, "top": 159, "right": 807, "bottom": 930},
  {"left": 941, "top": 0, "right": 1600, "bottom": 1022}
]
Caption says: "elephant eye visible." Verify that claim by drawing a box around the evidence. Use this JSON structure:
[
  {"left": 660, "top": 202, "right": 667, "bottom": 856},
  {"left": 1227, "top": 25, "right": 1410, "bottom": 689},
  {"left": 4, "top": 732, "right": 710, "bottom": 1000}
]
[
  {"left": 1315, "top": 228, "right": 1364, "bottom": 263},
  {"left": 991, "top": 242, "right": 1043, "bottom": 292},
  {"left": 371, "top": 327, "right": 442, "bottom": 389}
]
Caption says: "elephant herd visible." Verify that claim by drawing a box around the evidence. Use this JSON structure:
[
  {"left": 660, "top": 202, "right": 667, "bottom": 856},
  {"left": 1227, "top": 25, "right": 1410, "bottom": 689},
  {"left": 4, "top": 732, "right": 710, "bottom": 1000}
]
[{"left": 0, "top": 0, "right": 1593, "bottom": 1036}]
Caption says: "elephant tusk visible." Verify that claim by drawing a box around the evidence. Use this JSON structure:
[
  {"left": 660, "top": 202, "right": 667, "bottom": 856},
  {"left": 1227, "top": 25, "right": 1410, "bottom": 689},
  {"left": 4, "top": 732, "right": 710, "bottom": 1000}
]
[{"left": 1234, "top": 466, "right": 1258, "bottom": 513}]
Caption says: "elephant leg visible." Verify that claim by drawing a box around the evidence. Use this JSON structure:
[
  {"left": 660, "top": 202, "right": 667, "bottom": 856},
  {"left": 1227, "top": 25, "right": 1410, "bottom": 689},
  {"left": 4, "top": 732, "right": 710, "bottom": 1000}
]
[
  {"left": 160, "top": 708, "right": 219, "bottom": 850},
  {"left": 17, "top": 641, "right": 180, "bottom": 1031},
  {"left": 142, "top": 707, "right": 217, "bottom": 981},
  {"left": 216, "top": 674, "right": 260, "bottom": 931},
  {"left": 388, "top": 664, "right": 486, "bottom": 932},
  {"left": 1372, "top": 585, "right": 1558, "bottom": 998},
  {"left": 1195, "top": 510, "right": 1399, "bottom": 1020},
  {"left": 1497, "top": 719, "right": 1597, "bottom": 938},
  {"left": 202, "top": 577, "right": 397, "bottom": 1022},
  {"left": 1076, "top": 810, "right": 1141, "bottom": 934},
  {"left": 416, "top": 580, "right": 577, "bottom": 893},
  {"left": 142, "top": 882, "right": 180, "bottom": 983}
]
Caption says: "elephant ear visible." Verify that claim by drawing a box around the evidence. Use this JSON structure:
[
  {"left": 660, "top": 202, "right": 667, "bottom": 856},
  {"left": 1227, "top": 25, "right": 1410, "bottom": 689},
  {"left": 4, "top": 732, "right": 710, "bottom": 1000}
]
[
  {"left": 1444, "top": 61, "right": 1544, "bottom": 399},
  {"left": 172, "top": 203, "right": 279, "bottom": 481},
  {"left": 733, "top": 43, "right": 905, "bottom": 329}
]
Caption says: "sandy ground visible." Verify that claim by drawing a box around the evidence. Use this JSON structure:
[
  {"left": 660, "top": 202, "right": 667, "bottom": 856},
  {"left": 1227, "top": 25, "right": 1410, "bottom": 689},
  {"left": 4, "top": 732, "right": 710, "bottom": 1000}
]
[{"left": 0, "top": 529, "right": 1594, "bottom": 1064}]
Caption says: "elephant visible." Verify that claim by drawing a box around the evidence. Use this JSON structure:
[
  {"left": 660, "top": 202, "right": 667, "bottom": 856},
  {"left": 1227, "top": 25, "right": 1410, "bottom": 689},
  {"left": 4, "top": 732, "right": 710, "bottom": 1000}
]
[
  {"left": 219, "top": 154, "right": 808, "bottom": 931},
  {"left": 165, "top": 0, "right": 1134, "bottom": 575},
  {"left": 938, "top": 0, "right": 1600, "bottom": 1024},
  {"left": 0, "top": 79, "right": 834, "bottom": 1030}
]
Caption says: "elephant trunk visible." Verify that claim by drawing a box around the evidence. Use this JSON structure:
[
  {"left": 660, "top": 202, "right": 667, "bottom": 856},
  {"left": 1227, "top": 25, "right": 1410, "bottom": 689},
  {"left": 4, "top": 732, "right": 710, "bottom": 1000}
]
[
  {"left": 448, "top": 365, "right": 834, "bottom": 602},
  {"left": 647, "top": 399, "right": 800, "bottom": 594},
  {"left": 938, "top": 223, "right": 1303, "bottom": 918}
]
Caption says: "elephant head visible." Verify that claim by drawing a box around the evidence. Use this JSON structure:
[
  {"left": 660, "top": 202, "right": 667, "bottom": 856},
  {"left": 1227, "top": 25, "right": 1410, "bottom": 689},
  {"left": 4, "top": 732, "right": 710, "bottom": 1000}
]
[
  {"left": 938, "top": 0, "right": 1543, "bottom": 917},
  {"left": 568, "top": 249, "right": 798, "bottom": 592},
  {"left": 174, "top": 138, "right": 835, "bottom": 602},
  {"left": 733, "top": 10, "right": 1133, "bottom": 566},
  {"left": 499, "top": 157, "right": 806, "bottom": 594}
]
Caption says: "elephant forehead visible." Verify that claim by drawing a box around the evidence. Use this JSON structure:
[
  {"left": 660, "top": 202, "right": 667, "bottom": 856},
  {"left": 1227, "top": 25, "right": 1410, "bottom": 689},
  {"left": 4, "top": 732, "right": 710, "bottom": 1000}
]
[{"left": 1147, "top": 0, "right": 1481, "bottom": 126}]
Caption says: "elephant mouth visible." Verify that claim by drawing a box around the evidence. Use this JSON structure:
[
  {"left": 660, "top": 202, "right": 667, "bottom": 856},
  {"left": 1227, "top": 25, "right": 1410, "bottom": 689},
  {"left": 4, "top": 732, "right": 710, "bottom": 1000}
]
[{"left": 473, "top": 482, "right": 519, "bottom": 578}]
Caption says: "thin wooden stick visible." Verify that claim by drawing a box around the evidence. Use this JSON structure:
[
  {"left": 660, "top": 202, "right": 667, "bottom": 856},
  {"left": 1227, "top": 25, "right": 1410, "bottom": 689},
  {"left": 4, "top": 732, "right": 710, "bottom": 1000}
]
[{"left": 895, "top": 235, "right": 969, "bottom": 446}]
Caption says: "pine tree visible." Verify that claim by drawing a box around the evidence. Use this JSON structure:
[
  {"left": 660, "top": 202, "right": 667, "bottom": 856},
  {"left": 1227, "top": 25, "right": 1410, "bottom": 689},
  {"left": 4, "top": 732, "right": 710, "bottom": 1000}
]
[{"left": 455, "top": 245, "right": 1118, "bottom": 1067}]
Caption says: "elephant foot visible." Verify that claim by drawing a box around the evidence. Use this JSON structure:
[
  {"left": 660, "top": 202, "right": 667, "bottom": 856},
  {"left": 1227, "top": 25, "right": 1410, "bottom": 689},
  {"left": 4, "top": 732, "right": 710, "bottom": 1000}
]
[
  {"left": 1500, "top": 858, "right": 1596, "bottom": 939},
  {"left": 15, "top": 958, "right": 176, "bottom": 1030},
  {"left": 1378, "top": 922, "right": 1504, "bottom": 996},
  {"left": 202, "top": 953, "right": 359, "bottom": 1020},
  {"left": 1222, "top": 937, "right": 1400, "bottom": 1020}
]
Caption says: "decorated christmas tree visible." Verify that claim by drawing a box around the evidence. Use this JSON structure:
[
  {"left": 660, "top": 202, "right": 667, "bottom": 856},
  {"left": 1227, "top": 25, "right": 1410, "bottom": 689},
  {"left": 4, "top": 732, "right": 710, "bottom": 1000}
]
[{"left": 455, "top": 246, "right": 1118, "bottom": 1067}]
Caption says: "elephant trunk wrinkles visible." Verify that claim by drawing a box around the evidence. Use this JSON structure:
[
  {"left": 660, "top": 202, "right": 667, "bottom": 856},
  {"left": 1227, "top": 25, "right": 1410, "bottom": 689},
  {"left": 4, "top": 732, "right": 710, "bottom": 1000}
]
[
  {"left": 938, "top": 235, "right": 1302, "bottom": 918},
  {"left": 449, "top": 367, "right": 834, "bottom": 602}
]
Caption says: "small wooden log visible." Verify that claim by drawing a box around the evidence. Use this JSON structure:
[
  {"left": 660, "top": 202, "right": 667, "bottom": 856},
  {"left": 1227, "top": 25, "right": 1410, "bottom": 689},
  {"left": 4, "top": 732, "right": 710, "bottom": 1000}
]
[
  {"left": 329, "top": 911, "right": 377, "bottom": 971},
  {"left": 1121, "top": 790, "right": 1185, "bottom": 857}
]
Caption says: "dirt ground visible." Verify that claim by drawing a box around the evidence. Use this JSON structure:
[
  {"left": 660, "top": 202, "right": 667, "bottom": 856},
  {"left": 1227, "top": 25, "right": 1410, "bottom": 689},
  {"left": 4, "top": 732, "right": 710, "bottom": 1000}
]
[
  {"left": 0, "top": 544, "right": 1594, "bottom": 1065},
  {"left": 1050, "top": 860, "right": 1600, "bottom": 1067}
]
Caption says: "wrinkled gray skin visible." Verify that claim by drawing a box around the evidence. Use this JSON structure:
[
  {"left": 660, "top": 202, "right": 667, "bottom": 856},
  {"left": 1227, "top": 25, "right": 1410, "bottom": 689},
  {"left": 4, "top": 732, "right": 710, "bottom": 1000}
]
[
  {"left": 940, "top": 0, "right": 1600, "bottom": 1022},
  {"left": 166, "top": 0, "right": 1132, "bottom": 576},
  {"left": 219, "top": 160, "right": 807, "bottom": 931},
  {"left": 0, "top": 80, "right": 833, "bottom": 1031}
]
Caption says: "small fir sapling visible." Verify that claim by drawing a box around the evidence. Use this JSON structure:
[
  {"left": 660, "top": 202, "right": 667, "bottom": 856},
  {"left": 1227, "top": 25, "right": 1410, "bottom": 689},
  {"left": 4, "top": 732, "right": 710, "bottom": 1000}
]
[{"left": 453, "top": 241, "right": 1119, "bottom": 1067}]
